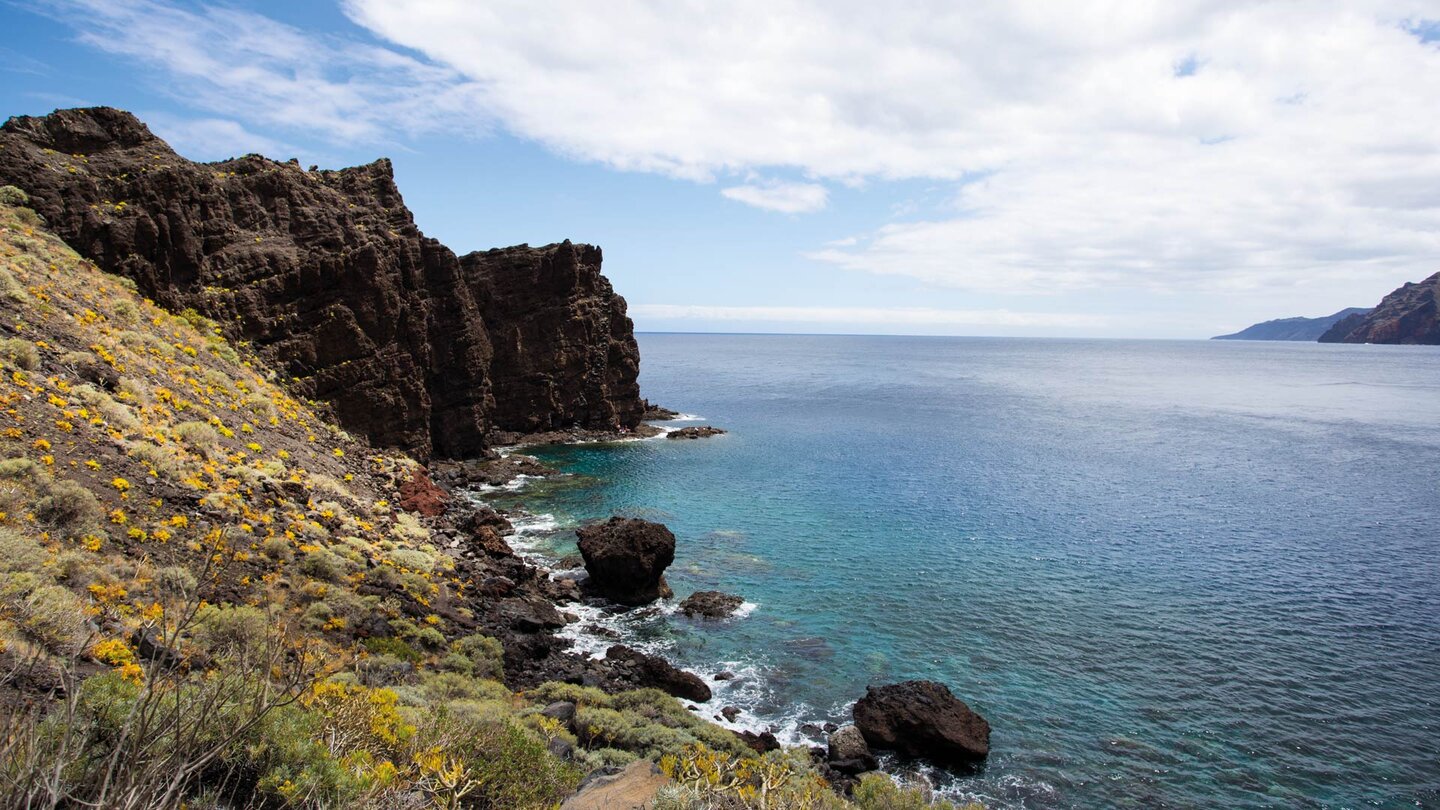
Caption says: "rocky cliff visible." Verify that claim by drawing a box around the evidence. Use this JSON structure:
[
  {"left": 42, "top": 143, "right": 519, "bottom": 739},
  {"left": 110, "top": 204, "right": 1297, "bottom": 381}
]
[
  {"left": 1318, "top": 272, "right": 1440, "bottom": 345},
  {"left": 0, "top": 107, "right": 643, "bottom": 458},
  {"left": 1212, "top": 307, "right": 1370, "bottom": 341}
]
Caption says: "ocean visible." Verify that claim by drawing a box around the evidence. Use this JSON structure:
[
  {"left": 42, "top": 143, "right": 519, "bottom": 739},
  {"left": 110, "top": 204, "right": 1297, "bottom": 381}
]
[{"left": 479, "top": 334, "right": 1440, "bottom": 809}]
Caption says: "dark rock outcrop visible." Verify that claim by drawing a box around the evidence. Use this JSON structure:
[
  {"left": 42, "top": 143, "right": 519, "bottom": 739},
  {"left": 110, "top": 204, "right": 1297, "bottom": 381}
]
[
  {"left": 668, "top": 426, "right": 726, "bottom": 440},
  {"left": 603, "top": 645, "right": 711, "bottom": 702},
  {"left": 642, "top": 401, "right": 680, "bottom": 420},
  {"left": 1319, "top": 272, "right": 1440, "bottom": 344},
  {"left": 0, "top": 107, "right": 645, "bottom": 459},
  {"left": 679, "top": 590, "right": 744, "bottom": 619},
  {"left": 1212, "top": 307, "right": 1370, "bottom": 341},
  {"left": 737, "top": 730, "right": 781, "bottom": 753},
  {"left": 852, "top": 680, "right": 991, "bottom": 769},
  {"left": 576, "top": 517, "right": 675, "bottom": 605}
]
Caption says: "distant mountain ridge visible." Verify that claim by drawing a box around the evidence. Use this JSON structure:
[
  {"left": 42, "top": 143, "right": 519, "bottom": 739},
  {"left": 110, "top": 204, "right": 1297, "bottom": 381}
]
[
  {"left": 1212, "top": 308, "right": 1371, "bottom": 341},
  {"left": 1319, "top": 272, "right": 1440, "bottom": 345}
]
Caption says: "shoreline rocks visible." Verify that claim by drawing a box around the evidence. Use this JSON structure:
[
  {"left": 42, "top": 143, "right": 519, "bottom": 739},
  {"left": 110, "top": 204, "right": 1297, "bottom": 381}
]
[
  {"left": 667, "top": 426, "right": 726, "bottom": 440},
  {"left": 826, "top": 725, "right": 878, "bottom": 775},
  {"left": 576, "top": 517, "right": 675, "bottom": 605},
  {"left": 853, "top": 680, "right": 991, "bottom": 770},
  {"left": 604, "top": 645, "right": 711, "bottom": 702},
  {"left": 679, "top": 590, "right": 744, "bottom": 619},
  {"left": 642, "top": 401, "right": 681, "bottom": 420}
]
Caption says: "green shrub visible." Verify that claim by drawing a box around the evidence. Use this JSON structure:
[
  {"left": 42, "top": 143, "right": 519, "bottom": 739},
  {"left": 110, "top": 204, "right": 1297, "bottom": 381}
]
[
  {"left": 6, "top": 578, "right": 88, "bottom": 655},
  {"left": 74, "top": 384, "right": 141, "bottom": 432},
  {"left": 0, "top": 185, "right": 28, "bottom": 207},
  {"left": 111, "top": 298, "right": 139, "bottom": 324},
  {"left": 0, "top": 266, "right": 26, "bottom": 302},
  {"left": 35, "top": 480, "right": 105, "bottom": 537},
  {"left": 248, "top": 706, "right": 369, "bottom": 808},
  {"left": 852, "top": 773, "right": 970, "bottom": 810},
  {"left": 387, "top": 546, "right": 434, "bottom": 572},
  {"left": 574, "top": 700, "right": 751, "bottom": 760},
  {"left": 0, "top": 526, "right": 46, "bottom": 575},
  {"left": 355, "top": 653, "right": 415, "bottom": 688},
  {"left": 297, "top": 547, "right": 348, "bottom": 582},
  {"left": 261, "top": 535, "right": 293, "bottom": 561},
  {"left": 191, "top": 604, "right": 270, "bottom": 659},
  {"left": 0, "top": 457, "right": 38, "bottom": 478},
  {"left": 526, "top": 681, "right": 614, "bottom": 708},
  {"left": 363, "top": 635, "right": 423, "bottom": 663},
  {"left": 172, "top": 420, "right": 220, "bottom": 448},
  {"left": 0, "top": 338, "right": 39, "bottom": 370},
  {"left": 415, "top": 713, "right": 581, "bottom": 810},
  {"left": 446, "top": 633, "right": 505, "bottom": 680},
  {"left": 153, "top": 565, "right": 198, "bottom": 597},
  {"left": 418, "top": 671, "right": 509, "bottom": 703}
]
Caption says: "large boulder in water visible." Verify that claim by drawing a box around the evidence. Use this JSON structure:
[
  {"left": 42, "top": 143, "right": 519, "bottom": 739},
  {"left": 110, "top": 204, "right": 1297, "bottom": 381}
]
[
  {"left": 852, "top": 680, "right": 990, "bottom": 769},
  {"left": 576, "top": 517, "right": 675, "bottom": 605}
]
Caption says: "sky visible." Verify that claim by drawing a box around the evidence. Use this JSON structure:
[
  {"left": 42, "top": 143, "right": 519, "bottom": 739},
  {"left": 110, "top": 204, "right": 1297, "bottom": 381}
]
[{"left": 2, "top": 1, "right": 1440, "bottom": 339}]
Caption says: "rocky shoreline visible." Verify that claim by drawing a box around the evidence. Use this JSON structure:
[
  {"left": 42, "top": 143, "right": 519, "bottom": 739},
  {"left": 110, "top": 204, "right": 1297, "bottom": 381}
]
[{"left": 426, "top": 424, "right": 993, "bottom": 787}]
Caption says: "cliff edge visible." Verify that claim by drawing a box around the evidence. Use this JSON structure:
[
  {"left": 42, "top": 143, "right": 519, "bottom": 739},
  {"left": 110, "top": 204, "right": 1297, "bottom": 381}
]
[
  {"left": 1319, "top": 272, "right": 1440, "bottom": 345},
  {"left": 0, "top": 107, "right": 643, "bottom": 458}
]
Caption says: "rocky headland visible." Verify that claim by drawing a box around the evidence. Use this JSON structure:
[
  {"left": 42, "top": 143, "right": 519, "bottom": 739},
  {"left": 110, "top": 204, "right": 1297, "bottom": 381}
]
[
  {"left": 1319, "top": 271, "right": 1440, "bottom": 344},
  {"left": 0, "top": 107, "right": 645, "bottom": 460}
]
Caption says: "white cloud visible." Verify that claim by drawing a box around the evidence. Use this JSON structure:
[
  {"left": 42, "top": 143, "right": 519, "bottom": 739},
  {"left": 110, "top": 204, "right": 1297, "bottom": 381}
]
[
  {"left": 342, "top": 0, "right": 1440, "bottom": 298},
  {"left": 36, "top": 0, "right": 1440, "bottom": 305},
  {"left": 720, "top": 180, "right": 828, "bottom": 213},
  {"left": 38, "top": 0, "right": 491, "bottom": 146},
  {"left": 629, "top": 304, "right": 1107, "bottom": 329}
]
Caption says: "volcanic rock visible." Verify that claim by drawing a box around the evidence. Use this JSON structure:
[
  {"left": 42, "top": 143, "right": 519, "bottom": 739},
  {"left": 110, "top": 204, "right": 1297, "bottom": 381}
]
[
  {"left": 603, "top": 645, "right": 711, "bottom": 702},
  {"left": 667, "top": 426, "right": 726, "bottom": 440},
  {"left": 642, "top": 400, "right": 680, "bottom": 420},
  {"left": 500, "top": 598, "right": 567, "bottom": 633},
  {"left": 853, "top": 680, "right": 990, "bottom": 769},
  {"left": 468, "top": 526, "right": 517, "bottom": 559},
  {"left": 737, "top": 730, "right": 781, "bottom": 753},
  {"left": 461, "top": 506, "right": 514, "bottom": 536},
  {"left": 576, "top": 517, "right": 675, "bottom": 605},
  {"left": 396, "top": 467, "right": 447, "bottom": 516},
  {"left": 0, "top": 107, "right": 646, "bottom": 459},
  {"left": 541, "top": 701, "right": 578, "bottom": 728},
  {"left": 679, "top": 590, "right": 744, "bottom": 619}
]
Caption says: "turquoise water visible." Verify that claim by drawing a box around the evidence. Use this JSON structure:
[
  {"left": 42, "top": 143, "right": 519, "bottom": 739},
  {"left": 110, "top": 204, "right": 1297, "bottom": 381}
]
[{"left": 484, "top": 335, "right": 1440, "bottom": 809}]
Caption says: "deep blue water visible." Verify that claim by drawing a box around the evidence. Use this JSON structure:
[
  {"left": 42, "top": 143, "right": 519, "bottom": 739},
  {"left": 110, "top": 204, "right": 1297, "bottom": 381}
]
[{"left": 483, "top": 335, "right": 1440, "bottom": 809}]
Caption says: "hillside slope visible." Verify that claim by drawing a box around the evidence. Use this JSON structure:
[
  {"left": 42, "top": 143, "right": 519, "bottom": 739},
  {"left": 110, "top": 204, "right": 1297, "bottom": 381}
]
[
  {"left": 0, "top": 108, "right": 643, "bottom": 459},
  {"left": 1319, "top": 272, "right": 1440, "bottom": 344},
  {"left": 0, "top": 189, "right": 961, "bottom": 810},
  {"left": 1211, "top": 307, "right": 1370, "bottom": 341}
]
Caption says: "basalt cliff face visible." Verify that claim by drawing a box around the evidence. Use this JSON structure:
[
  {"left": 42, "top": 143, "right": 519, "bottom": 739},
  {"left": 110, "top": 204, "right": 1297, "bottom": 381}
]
[
  {"left": 0, "top": 107, "right": 643, "bottom": 458},
  {"left": 1318, "top": 271, "right": 1440, "bottom": 345}
]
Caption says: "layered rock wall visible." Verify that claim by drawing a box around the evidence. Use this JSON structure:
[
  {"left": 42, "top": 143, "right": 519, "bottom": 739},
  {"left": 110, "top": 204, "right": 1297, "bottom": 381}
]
[{"left": 0, "top": 107, "right": 643, "bottom": 457}]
